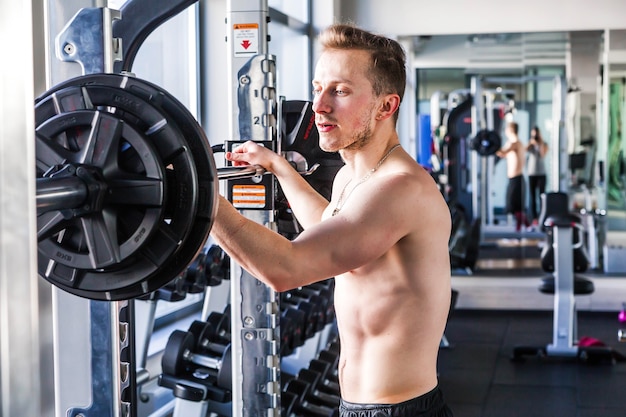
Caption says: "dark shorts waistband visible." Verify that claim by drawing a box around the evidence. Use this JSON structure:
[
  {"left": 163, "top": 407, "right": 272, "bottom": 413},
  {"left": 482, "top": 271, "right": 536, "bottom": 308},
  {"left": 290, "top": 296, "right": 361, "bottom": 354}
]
[{"left": 339, "top": 385, "right": 453, "bottom": 417}]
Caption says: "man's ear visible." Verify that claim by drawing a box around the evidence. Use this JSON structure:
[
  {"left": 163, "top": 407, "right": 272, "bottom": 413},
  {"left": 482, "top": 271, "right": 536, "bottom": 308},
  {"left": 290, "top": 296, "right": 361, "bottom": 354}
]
[{"left": 376, "top": 94, "right": 401, "bottom": 121}]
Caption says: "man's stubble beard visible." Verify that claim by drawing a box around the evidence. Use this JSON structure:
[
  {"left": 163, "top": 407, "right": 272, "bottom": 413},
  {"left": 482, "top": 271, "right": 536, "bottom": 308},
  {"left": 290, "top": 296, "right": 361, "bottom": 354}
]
[
  {"left": 344, "top": 123, "right": 372, "bottom": 151},
  {"left": 337, "top": 103, "right": 377, "bottom": 152}
]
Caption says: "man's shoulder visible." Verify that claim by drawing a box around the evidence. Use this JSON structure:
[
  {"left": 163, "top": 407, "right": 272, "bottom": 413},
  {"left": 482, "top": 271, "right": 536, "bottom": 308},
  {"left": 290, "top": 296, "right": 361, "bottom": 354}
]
[
  {"left": 385, "top": 164, "right": 437, "bottom": 192},
  {"left": 398, "top": 169, "right": 449, "bottom": 217},
  {"left": 371, "top": 168, "right": 445, "bottom": 212}
]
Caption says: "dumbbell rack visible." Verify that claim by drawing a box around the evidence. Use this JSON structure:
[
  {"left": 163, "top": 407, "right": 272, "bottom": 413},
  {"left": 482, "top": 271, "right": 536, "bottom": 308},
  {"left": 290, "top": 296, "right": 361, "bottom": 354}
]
[
  {"left": 282, "top": 339, "right": 342, "bottom": 417},
  {"left": 159, "top": 278, "right": 337, "bottom": 417}
]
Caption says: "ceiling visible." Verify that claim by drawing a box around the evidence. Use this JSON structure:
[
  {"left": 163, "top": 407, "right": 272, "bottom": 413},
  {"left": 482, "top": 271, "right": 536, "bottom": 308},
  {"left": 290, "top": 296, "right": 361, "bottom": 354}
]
[
  {"left": 410, "top": 30, "right": 626, "bottom": 77},
  {"left": 410, "top": 31, "right": 580, "bottom": 72}
]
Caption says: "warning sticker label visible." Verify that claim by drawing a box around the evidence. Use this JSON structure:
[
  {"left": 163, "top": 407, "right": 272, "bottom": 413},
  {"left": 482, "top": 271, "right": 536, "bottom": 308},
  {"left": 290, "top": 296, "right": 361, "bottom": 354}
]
[
  {"left": 233, "top": 23, "right": 259, "bottom": 56},
  {"left": 232, "top": 184, "right": 266, "bottom": 208}
]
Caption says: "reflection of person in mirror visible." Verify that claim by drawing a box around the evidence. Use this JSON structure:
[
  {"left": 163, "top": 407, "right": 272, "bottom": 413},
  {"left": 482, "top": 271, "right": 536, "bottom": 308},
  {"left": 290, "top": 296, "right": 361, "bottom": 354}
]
[
  {"left": 526, "top": 126, "right": 548, "bottom": 227},
  {"left": 496, "top": 121, "right": 530, "bottom": 232}
]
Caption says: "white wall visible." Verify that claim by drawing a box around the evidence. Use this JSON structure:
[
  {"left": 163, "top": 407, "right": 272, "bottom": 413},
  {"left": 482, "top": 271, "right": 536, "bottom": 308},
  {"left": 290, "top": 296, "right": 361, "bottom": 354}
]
[
  {"left": 338, "top": 0, "right": 626, "bottom": 36},
  {"left": 200, "top": 0, "right": 230, "bottom": 147}
]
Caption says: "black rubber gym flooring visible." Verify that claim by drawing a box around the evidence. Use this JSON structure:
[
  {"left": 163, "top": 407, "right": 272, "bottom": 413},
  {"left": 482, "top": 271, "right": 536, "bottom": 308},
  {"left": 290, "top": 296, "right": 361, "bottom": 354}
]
[
  {"left": 437, "top": 309, "right": 626, "bottom": 417},
  {"left": 458, "top": 237, "right": 545, "bottom": 277}
]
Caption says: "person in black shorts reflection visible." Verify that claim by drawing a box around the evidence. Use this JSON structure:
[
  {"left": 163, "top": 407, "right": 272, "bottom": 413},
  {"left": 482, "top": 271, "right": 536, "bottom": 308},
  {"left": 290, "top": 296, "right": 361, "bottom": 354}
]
[
  {"left": 526, "top": 126, "right": 548, "bottom": 228},
  {"left": 497, "top": 121, "right": 530, "bottom": 232}
]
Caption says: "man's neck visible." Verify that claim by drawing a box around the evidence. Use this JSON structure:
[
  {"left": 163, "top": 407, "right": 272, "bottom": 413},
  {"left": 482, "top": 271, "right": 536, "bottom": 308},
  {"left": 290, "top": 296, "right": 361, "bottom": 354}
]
[{"left": 340, "top": 133, "right": 400, "bottom": 179}]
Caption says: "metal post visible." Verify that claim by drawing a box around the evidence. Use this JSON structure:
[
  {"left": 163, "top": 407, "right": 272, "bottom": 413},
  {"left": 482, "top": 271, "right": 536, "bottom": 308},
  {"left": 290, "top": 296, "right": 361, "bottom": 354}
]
[
  {"left": 226, "top": 1, "right": 280, "bottom": 417},
  {"left": 44, "top": 2, "right": 129, "bottom": 416},
  {"left": 598, "top": 29, "right": 610, "bottom": 211},
  {"left": 484, "top": 92, "right": 495, "bottom": 226},
  {"left": 470, "top": 76, "right": 484, "bottom": 234},
  {"left": 552, "top": 76, "right": 569, "bottom": 193},
  {"left": 547, "top": 226, "right": 578, "bottom": 356},
  {"left": 0, "top": 0, "right": 44, "bottom": 415}
]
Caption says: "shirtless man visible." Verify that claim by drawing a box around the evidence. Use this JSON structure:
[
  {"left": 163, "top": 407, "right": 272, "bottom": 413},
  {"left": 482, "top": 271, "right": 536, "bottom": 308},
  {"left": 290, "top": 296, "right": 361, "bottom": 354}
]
[
  {"left": 210, "top": 24, "right": 453, "bottom": 417},
  {"left": 496, "top": 121, "right": 529, "bottom": 231}
]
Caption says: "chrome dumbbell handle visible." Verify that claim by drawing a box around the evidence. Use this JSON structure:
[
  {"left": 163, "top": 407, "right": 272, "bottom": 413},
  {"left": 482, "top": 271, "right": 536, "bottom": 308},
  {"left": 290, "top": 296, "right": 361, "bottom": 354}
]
[{"left": 184, "top": 349, "right": 222, "bottom": 370}]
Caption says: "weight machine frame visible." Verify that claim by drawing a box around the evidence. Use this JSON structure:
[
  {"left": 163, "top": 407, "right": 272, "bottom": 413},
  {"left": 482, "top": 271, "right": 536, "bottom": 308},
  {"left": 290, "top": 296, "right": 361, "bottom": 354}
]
[
  {"left": 470, "top": 75, "right": 570, "bottom": 238},
  {"left": 13, "top": 0, "right": 281, "bottom": 416}
]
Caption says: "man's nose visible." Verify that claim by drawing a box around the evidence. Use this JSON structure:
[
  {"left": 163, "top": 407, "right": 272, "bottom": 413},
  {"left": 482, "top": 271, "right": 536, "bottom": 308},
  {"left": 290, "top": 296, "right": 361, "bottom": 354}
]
[{"left": 312, "top": 92, "right": 330, "bottom": 114}]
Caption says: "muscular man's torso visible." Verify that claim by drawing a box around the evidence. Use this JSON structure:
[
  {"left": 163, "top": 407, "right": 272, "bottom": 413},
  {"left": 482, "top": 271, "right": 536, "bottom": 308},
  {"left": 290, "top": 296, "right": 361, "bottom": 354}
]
[
  {"left": 504, "top": 141, "right": 525, "bottom": 178},
  {"left": 323, "top": 165, "right": 452, "bottom": 404}
]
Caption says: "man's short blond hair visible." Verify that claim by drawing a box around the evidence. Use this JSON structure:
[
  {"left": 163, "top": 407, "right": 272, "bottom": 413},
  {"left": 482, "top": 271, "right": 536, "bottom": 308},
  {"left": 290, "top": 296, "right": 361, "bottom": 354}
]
[{"left": 318, "top": 24, "right": 406, "bottom": 122}]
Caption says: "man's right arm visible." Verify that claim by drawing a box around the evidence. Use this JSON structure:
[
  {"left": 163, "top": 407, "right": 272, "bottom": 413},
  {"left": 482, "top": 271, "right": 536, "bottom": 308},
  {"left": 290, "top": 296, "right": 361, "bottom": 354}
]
[{"left": 226, "top": 141, "right": 330, "bottom": 228}]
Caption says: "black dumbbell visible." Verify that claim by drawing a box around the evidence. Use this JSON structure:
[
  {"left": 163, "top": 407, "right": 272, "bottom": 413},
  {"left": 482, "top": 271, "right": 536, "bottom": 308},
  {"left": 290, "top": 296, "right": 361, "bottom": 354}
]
[
  {"left": 308, "top": 363, "right": 339, "bottom": 396},
  {"left": 282, "top": 292, "right": 323, "bottom": 339},
  {"left": 308, "top": 359, "right": 337, "bottom": 387},
  {"left": 180, "top": 251, "right": 208, "bottom": 293},
  {"left": 297, "top": 368, "right": 340, "bottom": 408},
  {"left": 308, "top": 279, "right": 335, "bottom": 297},
  {"left": 205, "top": 244, "right": 230, "bottom": 286},
  {"left": 281, "top": 389, "right": 298, "bottom": 416},
  {"left": 281, "top": 306, "right": 306, "bottom": 351},
  {"left": 280, "top": 308, "right": 297, "bottom": 356},
  {"left": 309, "top": 280, "right": 336, "bottom": 323},
  {"left": 285, "top": 378, "right": 336, "bottom": 417},
  {"left": 188, "top": 315, "right": 230, "bottom": 355},
  {"left": 292, "top": 288, "right": 334, "bottom": 330},
  {"left": 162, "top": 330, "right": 232, "bottom": 389},
  {"left": 313, "top": 350, "right": 340, "bottom": 393},
  {"left": 295, "top": 398, "right": 336, "bottom": 417},
  {"left": 281, "top": 297, "right": 316, "bottom": 341},
  {"left": 284, "top": 378, "right": 311, "bottom": 405}
]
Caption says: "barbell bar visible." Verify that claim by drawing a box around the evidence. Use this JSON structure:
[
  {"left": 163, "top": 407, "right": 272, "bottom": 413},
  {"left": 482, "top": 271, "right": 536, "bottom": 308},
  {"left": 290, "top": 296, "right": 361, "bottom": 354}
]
[{"left": 36, "top": 165, "right": 266, "bottom": 212}]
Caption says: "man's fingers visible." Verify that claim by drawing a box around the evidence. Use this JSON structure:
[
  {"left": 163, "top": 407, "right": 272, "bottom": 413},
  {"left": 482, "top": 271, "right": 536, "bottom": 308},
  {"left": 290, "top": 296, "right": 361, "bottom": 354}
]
[{"left": 225, "top": 152, "right": 250, "bottom": 167}]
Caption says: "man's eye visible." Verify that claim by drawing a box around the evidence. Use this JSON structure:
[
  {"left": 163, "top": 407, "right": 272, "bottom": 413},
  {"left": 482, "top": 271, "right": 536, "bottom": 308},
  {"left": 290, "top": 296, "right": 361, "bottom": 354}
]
[
  {"left": 335, "top": 89, "right": 346, "bottom": 95},
  {"left": 312, "top": 89, "right": 321, "bottom": 96}
]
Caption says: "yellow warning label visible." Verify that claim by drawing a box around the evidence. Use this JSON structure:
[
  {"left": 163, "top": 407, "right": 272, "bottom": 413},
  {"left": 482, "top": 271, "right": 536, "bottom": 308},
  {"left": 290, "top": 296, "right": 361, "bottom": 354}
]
[
  {"left": 232, "top": 185, "right": 266, "bottom": 208},
  {"left": 234, "top": 23, "right": 259, "bottom": 30},
  {"left": 233, "top": 23, "right": 259, "bottom": 56}
]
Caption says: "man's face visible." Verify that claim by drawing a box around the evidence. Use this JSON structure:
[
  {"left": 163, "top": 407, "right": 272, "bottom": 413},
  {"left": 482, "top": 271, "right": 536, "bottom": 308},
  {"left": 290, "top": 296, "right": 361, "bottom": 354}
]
[{"left": 312, "top": 48, "right": 379, "bottom": 152}]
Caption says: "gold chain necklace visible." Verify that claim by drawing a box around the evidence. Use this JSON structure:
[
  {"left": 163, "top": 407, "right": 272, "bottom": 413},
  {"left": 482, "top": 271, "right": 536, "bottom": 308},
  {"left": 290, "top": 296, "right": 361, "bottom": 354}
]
[{"left": 331, "top": 144, "right": 401, "bottom": 217}]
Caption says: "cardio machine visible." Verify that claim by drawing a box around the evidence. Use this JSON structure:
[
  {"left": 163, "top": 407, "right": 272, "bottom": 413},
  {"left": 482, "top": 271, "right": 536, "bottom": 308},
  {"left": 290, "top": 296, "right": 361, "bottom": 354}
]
[{"left": 512, "top": 192, "right": 615, "bottom": 362}]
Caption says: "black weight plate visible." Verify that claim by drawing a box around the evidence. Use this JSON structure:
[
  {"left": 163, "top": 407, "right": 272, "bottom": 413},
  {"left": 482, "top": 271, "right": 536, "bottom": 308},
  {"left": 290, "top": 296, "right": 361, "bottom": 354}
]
[
  {"left": 35, "top": 73, "right": 218, "bottom": 300},
  {"left": 162, "top": 330, "right": 194, "bottom": 376},
  {"left": 470, "top": 129, "right": 501, "bottom": 156},
  {"left": 36, "top": 79, "right": 195, "bottom": 297},
  {"left": 114, "top": 75, "right": 219, "bottom": 298},
  {"left": 188, "top": 320, "right": 210, "bottom": 345},
  {"left": 36, "top": 109, "right": 165, "bottom": 269},
  {"left": 217, "top": 343, "right": 232, "bottom": 389}
]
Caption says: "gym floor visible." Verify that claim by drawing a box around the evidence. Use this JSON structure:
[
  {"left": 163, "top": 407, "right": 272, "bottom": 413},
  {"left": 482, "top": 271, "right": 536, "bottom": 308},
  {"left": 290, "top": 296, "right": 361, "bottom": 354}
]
[
  {"left": 438, "top": 309, "right": 626, "bottom": 417},
  {"left": 440, "top": 235, "right": 626, "bottom": 417}
]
